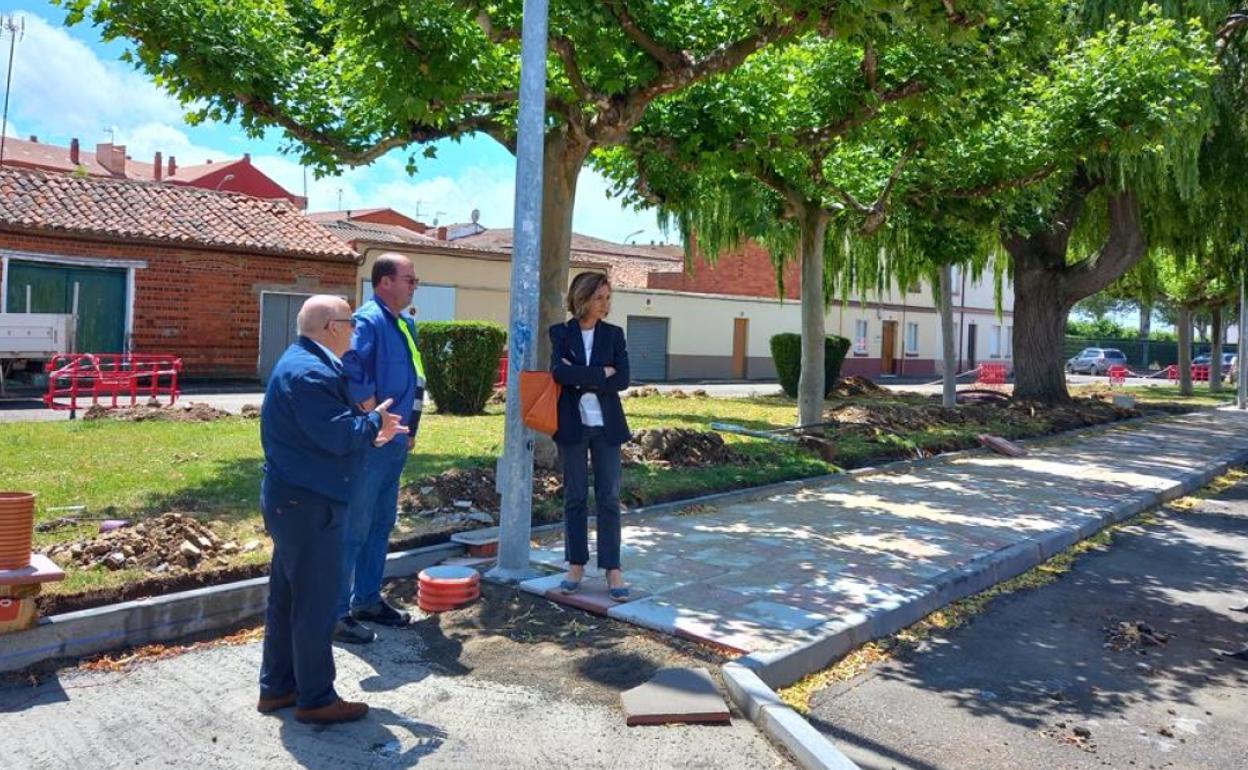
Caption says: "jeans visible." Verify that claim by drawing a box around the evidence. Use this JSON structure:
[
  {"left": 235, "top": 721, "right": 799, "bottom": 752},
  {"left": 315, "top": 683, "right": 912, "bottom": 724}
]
[
  {"left": 560, "top": 426, "right": 622, "bottom": 570},
  {"left": 337, "top": 439, "right": 408, "bottom": 618},
  {"left": 259, "top": 476, "right": 343, "bottom": 710}
]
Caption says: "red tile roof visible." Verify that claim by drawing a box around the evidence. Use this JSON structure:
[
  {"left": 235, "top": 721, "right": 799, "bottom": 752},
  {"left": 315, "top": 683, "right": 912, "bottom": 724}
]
[
  {"left": 0, "top": 167, "right": 355, "bottom": 260},
  {"left": 454, "top": 228, "right": 683, "bottom": 287}
]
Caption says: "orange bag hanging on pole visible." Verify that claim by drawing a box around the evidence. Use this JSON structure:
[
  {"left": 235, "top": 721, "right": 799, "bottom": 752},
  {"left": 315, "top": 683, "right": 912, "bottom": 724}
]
[{"left": 519, "top": 371, "right": 561, "bottom": 435}]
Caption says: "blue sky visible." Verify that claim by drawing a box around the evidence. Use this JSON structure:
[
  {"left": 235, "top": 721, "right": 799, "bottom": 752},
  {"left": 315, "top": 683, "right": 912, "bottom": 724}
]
[{"left": 0, "top": 3, "right": 669, "bottom": 243}]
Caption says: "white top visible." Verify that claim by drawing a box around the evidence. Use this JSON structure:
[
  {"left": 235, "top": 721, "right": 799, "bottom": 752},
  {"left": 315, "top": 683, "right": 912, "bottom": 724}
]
[{"left": 578, "top": 327, "right": 604, "bottom": 427}]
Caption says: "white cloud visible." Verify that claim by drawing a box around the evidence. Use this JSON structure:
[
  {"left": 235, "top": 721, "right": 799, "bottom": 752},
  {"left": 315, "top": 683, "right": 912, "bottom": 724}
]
[
  {"left": 114, "top": 122, "right": 232, "bottom": 167},
  {"left": 6, "top": 12, "right": 183, "bottom": 142}
]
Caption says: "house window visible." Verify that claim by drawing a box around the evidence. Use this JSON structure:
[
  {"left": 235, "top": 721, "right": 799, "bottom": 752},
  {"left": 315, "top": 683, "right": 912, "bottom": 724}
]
[
  {"left": 905, "top": 322, "right": 919, "bottom": 355},
  {"left": 989, "top": 324, "right": 1002, "bottom": 358},
  {"left": 907, "top": 280, "right": 921, "bottom": 294},
  {"left": 854, "top": 319, "right": 869, "bottom": 354},
  {"left": 950, "top": 266, "right": 961, "bottom": 296},
  {"left": 1004, "top": 325, "right": 1013, "bottom": 358}
]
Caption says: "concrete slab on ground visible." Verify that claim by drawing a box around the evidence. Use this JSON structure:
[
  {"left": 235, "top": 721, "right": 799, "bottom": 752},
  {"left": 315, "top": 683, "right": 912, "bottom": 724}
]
[
  {"left": 525, "top": 409, "right": 1248, "bottom": 686},
  {"left": 620, "top": 667, "right": 731, "bottom": 726}
]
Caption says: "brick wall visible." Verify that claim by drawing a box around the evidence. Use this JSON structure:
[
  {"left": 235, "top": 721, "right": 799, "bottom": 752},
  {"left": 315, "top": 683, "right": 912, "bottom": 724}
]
[
  {"left": 647, "top": 240, "right": 800, "bottom": 299},
  {"left": 0, "top": 231, "right": 356, "bottom": 378}
]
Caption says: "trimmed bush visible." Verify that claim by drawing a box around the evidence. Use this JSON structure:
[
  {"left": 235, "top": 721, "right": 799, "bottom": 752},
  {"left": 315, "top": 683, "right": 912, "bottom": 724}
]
[
  {"left": 416, "top": 321, "right": 506, "bottom": 415},
  {"left": 770, "top": 333, "right": 853, "bottom": 398}
]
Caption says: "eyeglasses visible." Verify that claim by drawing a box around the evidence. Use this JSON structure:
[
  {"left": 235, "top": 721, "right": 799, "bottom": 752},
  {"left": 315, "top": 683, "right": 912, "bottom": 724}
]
[
  {"left": 326, "top": 318, "right": 357, "bottom": 329},
  {"left": 399, "top": 276, "right": 420, "bottom": 286}
]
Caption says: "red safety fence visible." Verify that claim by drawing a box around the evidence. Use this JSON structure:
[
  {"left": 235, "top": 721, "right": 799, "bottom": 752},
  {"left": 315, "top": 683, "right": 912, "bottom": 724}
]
[
  {"left": 977, "top": 362, "right": 1008, "bottom": 386},
  {"left": 1108, "top": 364, "right": 1129, "bottom": 385},
  {"left": 496, "top": 353, "right": 508, "bottom": 388},
  {"left": 43, "top": 353, "right": 182, "bottom": 413},
  {"left": 1167, "top": 363, "right": 1211, "bottom": 382}
]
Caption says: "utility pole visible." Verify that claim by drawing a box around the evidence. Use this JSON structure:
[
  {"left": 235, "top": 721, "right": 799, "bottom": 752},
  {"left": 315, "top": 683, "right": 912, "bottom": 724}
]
[
  {"left": 488, "top": 0, "right": 549, "bottom": 583},
  {"left": 0, "top": 15, "right": 24, "bottom": 168},
  {"left": 1239, "top": 273, "right": 1247, "bottom": 409}
]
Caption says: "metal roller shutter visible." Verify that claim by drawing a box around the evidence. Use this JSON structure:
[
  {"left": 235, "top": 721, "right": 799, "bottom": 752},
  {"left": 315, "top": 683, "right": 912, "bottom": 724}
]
[{"left": 626, "top": 316, "right": 669, "bottom": 383}]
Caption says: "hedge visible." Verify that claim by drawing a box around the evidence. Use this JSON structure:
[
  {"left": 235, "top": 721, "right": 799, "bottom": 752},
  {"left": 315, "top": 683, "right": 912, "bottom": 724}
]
[
  {"left": 415, "top": 321, "right": 506, "bottom": 415},
  {"left": 769, "top": 333, "right": 852, "bottom": 398}
]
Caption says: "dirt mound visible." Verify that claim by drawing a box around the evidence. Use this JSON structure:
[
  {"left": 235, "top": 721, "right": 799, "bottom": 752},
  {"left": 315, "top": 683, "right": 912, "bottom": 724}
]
[
  {"left": 42, "top": 512, "right": 242, "bottom": 573},
  {"left": 830, "top": 376, "right": 884, "bottom": 398},
  {"left": 623, "top": 428, "right": 746, "bottom": 467},
  {"left": 82, "top": 401, "right": 232, "bottom": 422},
  {"left": 240, "top": 404, "right": 261, "bottom": 418},
  {"left": 825, "top": 396, "right": 1138, "bottom": 437},
  {"left": 399, "top": 466, "right": 562, "bottom": 519}
]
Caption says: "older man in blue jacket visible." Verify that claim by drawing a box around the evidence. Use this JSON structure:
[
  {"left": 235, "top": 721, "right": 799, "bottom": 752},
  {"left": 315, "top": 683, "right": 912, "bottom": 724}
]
[
  {"left": 336, "top": 253, "right": 426, "bottom": 644},
  {"left": 258, "top": 295, "right": 406, "bottom": 724}
]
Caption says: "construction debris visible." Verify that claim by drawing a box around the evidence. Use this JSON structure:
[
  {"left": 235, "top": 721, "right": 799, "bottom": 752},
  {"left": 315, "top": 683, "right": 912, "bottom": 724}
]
[{"left": 43, "top": 513, "right": 234, "bottom": 572}]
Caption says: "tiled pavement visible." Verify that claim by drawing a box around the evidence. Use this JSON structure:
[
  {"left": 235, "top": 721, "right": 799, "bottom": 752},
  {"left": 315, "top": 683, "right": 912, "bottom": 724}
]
[{"left": 519, "top": 408, "right": 1248, "bottom": 664}]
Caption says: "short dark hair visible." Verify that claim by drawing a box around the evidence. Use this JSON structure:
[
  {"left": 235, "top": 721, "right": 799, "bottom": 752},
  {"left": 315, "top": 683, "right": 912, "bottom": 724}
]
[
  {"left": 567, "top": 272, "right": 611, "bottom": 319},
  {"left": 371, "top": 253, "right": 406, "bottom": 286}
]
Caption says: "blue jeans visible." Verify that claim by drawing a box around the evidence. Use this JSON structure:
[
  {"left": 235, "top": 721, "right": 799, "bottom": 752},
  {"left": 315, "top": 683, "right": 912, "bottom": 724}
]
[
  {"left": 259, "top": 476, "right": 343, "bottom": 710},
  {"left": 560, "top": 426, "right": 622, "bottom": 570},
  {"left": 337, "top": 439, "right": 408, "bottom": 618}
]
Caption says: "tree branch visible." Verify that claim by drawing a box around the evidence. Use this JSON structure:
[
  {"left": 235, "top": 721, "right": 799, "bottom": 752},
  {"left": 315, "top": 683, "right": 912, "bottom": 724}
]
[
  {"left": 941, "top": 0, "right": 980, "bottom": 28},
  {"left": 796, "top": 80, "right": 925, "bottom": 147},
  {"left": 930, "top": 164, "right": 1057, "bottom": 200},
  {"left": 602, "top": 0, "right": 689, "bottom": 70},
  {"left": 1064, "top": 189, "right": 1147, "bottom": 299},
  {"left": 235, "top": 92, "right": 504, "bottom": 166},
  {"left": 550, "top": 35, "right": 603, "bottom": 106}
]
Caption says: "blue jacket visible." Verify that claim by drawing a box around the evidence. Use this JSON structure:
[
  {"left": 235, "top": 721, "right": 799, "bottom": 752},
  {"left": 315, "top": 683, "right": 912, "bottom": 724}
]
[
  {"left": 261, "top": 337, "right": 382, "bottom": 503},
  {"left": 342, "top": 297, "right": 424, "bottom": 446},
  {"left": 549, "top": 319, "right": 631, "bottom": 446}
]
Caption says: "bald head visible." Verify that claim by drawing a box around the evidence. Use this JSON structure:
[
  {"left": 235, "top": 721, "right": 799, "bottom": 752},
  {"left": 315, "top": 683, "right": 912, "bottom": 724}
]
[{"left": 298, "top": 295, "right": 355, "bottom": 357}]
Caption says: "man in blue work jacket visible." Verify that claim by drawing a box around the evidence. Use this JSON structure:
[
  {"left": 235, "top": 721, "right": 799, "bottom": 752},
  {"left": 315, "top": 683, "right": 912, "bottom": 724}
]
[
  {"left": 258, "top": 295, "right": 406, "bottom": 723},
  {"left": 336, "top": 253, "right": 426, "bottom": 644}
]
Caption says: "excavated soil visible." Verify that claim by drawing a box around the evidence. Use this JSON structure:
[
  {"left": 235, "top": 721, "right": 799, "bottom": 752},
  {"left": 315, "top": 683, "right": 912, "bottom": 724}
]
[
  {"left": 41, "top": 512, "right": 256, "bottom": 573},
  {"left": 82, "top": 401, "right": 233, "bottom": 422},
  {"left": 622, "top": 427, "right": 748, "bottom": 467}
]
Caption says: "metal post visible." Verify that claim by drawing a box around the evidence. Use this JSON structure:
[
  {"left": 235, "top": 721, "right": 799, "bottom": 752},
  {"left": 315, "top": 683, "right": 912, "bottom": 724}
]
[
  {"left": 1239, "top": 277, "right": 1247, "bottom": 409},
  {"left": 487, "top": 0, "right": 549, "bottom": 583}
]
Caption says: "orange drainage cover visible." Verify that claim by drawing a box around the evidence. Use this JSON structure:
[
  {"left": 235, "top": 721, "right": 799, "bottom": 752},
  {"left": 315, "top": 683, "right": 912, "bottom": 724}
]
[{"left": 417, "top": 565, "right": 481, "bottom": 613}]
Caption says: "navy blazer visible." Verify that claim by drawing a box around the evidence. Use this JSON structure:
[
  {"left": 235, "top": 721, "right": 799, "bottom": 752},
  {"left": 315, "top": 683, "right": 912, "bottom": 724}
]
[
  {"left": 549, "top": 319, "right": 631, "bottom": 446},
  {"left": 260, "top": 337, "right": 383, "bottom": 504}
]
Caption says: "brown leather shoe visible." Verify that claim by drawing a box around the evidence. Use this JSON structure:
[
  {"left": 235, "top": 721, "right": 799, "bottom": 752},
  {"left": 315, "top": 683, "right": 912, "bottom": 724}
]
[
  {"left": 256, "top": 692, "right": 297, "bottom": 714},
  {"left": 294, "top": 698, "right": 369, "bottom": 725}
]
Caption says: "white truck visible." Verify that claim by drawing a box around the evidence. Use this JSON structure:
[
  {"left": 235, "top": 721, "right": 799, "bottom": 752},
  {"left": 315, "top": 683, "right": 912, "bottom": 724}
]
[{"left": 0, "top": 313, "right": 75, "bottom": 394}]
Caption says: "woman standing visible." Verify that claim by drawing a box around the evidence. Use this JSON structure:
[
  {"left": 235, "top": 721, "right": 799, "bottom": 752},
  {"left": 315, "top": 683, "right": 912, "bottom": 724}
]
[{"left": 549, "top": 272, "right": 631, "bottom": 600}]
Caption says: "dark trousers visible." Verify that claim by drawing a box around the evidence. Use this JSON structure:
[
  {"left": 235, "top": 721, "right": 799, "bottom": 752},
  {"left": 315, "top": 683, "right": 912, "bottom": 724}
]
[
  {"left": 259, "top": 476, "right": 344, "bottom": 710},
  {"left": 560, "top": 426, "right": 622, "bottom": 570}
]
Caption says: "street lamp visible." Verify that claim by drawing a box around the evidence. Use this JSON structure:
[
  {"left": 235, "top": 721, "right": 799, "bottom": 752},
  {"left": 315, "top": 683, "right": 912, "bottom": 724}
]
[
  {"left": 624, "top": 229, "right": 644, "bottom": 244},
  {"left": 213, "top": 173, "right": 236, "bottom": 191},
  {"left": 489, "top": 0, "right": 550, "bottom": 583}
]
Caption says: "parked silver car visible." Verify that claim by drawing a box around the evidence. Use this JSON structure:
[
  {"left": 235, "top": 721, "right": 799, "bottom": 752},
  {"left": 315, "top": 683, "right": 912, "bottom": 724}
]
[{"left": 1065, "top": 347, "right": 1128, "bottom": 376}]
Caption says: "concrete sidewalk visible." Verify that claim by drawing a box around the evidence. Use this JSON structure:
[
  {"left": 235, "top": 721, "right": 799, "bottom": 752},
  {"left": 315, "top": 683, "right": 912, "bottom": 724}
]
[{"left": 521, "top": 408, "right": 1248, "bottom": 687}]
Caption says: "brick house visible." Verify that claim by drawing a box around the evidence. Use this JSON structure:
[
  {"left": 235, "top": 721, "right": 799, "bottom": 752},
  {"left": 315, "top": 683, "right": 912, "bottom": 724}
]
[
  {"left": 0, "top": 168, "right": 355, "bottom": 379},
  {"left": 0, "top": 136, "right": 306, "bottom": 208}
]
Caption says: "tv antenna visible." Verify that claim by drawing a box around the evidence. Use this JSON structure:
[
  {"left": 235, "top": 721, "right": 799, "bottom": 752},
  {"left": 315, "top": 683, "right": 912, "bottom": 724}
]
[{"left": 0, "top": 15, "right": 25, "bottom": 168}]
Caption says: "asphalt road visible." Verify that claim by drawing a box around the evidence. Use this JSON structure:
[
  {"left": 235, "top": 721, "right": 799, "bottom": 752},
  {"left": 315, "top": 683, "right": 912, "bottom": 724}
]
[{"left": 810, "top": 477, "right": 1248, "bottom": 770}]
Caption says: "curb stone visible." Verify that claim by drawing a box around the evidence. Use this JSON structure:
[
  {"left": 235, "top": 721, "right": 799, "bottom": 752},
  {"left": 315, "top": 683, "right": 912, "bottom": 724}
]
[
  {"left": 0, "top": 541, "right": 462, "bottom": 674},
  {"left": 721, "top": 663, "right": 861, "bottom": 770}
]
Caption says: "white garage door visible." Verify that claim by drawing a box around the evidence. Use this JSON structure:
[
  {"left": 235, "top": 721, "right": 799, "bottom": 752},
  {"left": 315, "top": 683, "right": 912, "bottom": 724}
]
[{"left": 360, "top": 281, "right": 456, "bottom": 322}]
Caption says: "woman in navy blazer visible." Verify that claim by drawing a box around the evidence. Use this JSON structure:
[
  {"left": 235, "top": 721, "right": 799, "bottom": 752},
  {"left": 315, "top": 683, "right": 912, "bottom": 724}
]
[{"left": 549, "top": 272, "right": 631, "bottom": 601}]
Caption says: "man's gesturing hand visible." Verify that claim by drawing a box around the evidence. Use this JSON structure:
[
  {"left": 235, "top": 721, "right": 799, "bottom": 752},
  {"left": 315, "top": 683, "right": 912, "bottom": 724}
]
[{"left": 373, "top": 398, "right": 409, "bottom": 446}]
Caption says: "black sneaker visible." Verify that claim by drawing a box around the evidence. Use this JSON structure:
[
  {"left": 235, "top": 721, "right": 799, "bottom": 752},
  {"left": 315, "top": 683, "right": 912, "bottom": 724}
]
[
  {"left": 350, "top": 599, "right": 412, "bottom": 628},
  {"left": 333, "top": 617, "right": 377, "bottom": 645}
]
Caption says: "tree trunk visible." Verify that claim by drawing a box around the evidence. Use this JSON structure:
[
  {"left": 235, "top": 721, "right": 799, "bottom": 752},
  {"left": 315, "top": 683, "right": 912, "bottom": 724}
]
[
  {"left": 1210, "top": 304, "right": 1224, "bottom": 393},
  {"left": 797, "top": 206, "right": 829, "bottom": 428},
  {"left": 1177, "top": 305, "right": 1193, "bottom": 396},
  {"left": 1010, "top": 259, "right": 1073, "bottom": 402},
  {"left": 1138, "top": 300, "right": 1152, "bottom": 370},
  {"left": 938, "top": 262, "right": 957, "bottom": 408},
  {"left": 535, "top": 129, "right": 591, "bottom": 367}
]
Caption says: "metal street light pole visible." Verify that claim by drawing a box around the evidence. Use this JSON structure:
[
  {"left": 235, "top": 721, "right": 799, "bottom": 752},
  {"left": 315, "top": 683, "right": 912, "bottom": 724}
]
[
  {"left": 488, "top": 0, "right": 549, "bottom": 583},
  {"left": 1238, "top": 273, "right": 1247, "bottom": 409}
]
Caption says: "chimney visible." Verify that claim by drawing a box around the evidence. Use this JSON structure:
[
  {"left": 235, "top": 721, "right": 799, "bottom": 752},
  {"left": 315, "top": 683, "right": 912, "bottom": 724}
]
[
  {"left": 154, "top": 151, "right": 162, "bottom": 182},
  {"left": 96, "top": 143, "right": 127, "bottom": 176},
  {"left": 436, "top": 226, "right": 448, "bottom": 241},
  {"left": 69, "top": 138, "right": 80, "bottom": 165},
  {"left": 243, "top": 152, "right": 251, "bottom": 163},
  {"left": 167, "top": 156, "right": 177, "bottom": 177},
  {"left": 28, "top": 135, "right": 37, "bottom": 142}
]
